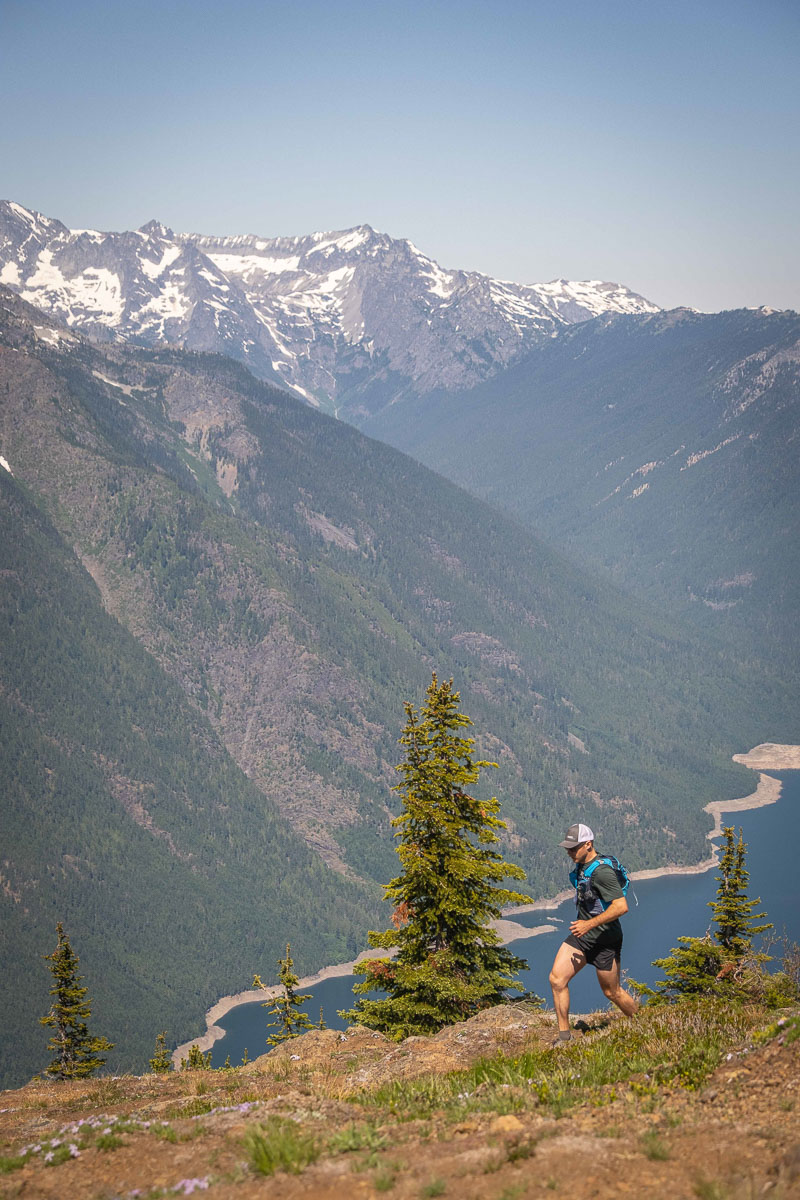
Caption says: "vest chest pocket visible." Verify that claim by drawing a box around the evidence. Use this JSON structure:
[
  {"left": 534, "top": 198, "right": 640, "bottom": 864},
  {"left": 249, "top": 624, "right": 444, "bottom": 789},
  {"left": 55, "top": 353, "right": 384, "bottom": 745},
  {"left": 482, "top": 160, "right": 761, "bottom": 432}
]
[{"left": 576, "top": 876, "right": 605, "bottom": 915}]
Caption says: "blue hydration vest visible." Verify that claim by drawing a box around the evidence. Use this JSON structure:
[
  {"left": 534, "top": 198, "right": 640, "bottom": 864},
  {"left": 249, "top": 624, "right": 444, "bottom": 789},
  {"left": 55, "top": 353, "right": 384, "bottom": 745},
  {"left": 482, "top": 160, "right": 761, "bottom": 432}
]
[{"left": 569, "top": 854, "right": 632, "bottom": 915}]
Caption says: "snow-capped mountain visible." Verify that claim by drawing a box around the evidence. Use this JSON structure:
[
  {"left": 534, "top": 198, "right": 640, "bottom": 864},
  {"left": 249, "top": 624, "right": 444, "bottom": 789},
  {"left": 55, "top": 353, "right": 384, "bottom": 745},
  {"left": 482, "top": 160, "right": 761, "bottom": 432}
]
[{"left": 0, "top": 200, "right": 659, "bottom": 417}]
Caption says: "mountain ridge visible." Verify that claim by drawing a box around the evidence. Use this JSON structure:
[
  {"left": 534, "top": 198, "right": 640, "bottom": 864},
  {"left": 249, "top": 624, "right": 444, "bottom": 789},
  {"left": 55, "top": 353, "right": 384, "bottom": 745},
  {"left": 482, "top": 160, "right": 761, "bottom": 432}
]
[
  {"left": 361, "top": 305, "right": 800, "bottom": 671},
  {"left": 0, "top": 200, "right": 659, "bottom": 416}
]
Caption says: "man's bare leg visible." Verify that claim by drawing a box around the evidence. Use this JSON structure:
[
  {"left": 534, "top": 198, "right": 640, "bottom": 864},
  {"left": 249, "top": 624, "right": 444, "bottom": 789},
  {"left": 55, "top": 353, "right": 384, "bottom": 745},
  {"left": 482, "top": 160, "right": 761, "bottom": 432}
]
[
  {"left": 596, "top": 958, "right": 639, "bottom": 1017},
  {"left": 549, "top": 941, "right": 587, "bottom": 1032}
]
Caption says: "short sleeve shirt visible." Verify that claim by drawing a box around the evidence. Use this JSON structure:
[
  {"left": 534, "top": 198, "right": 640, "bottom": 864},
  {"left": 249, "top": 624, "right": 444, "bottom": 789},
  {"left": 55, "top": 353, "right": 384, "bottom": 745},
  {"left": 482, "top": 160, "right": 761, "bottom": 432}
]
[{"left": 575, "top": 860, "right": 624, "bottom": 948}]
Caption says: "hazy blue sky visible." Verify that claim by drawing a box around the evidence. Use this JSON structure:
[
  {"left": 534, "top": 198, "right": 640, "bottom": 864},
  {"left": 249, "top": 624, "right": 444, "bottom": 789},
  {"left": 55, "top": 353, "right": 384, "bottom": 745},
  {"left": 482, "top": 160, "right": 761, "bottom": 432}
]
[{"left": 1, "top": 0, "right": 798, "bottom": 311}]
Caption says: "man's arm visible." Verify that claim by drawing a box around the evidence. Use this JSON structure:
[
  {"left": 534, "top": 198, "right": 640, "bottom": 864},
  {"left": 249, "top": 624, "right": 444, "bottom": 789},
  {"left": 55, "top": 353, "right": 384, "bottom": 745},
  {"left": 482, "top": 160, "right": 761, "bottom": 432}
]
[{"left": 570, "top": 896, "right": 628, "bottom": 938}]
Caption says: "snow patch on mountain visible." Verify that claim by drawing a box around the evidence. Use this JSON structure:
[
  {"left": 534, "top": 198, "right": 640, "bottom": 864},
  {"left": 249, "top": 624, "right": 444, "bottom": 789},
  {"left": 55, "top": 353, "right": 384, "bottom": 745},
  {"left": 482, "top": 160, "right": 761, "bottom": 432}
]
[
  {"left": 141, "top": 245, "right": 181, "bottom": 279},
  {"left": 0, "top": 200, "right": 661, "bottom": 416},
  {"left": 207, "top": 253, "right": 302, "bottom": 277}
]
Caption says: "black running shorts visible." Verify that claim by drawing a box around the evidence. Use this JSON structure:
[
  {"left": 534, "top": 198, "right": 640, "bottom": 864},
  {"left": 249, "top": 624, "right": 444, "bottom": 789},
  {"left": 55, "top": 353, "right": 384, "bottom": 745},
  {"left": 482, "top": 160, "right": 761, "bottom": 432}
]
[{"left": 564, "top": 933, "right": 622, "bottom": 972}]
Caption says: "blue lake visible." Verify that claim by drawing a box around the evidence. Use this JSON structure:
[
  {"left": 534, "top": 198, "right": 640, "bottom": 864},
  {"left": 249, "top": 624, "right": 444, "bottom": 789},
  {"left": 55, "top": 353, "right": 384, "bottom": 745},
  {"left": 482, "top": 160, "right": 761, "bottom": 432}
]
[{"left": 209, "top": 770, "right": 798, "bottom": 1066}]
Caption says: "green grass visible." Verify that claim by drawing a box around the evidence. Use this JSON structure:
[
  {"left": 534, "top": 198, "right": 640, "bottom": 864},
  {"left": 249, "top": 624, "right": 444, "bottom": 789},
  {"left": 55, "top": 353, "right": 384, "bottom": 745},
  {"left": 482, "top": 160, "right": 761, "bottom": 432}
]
[
  {"left": 756, "top": 1013, "right": 800, "bottom": 1046},
  {"left": 95, "top": 1133, "right": 125, "bottom": 1151},
  {"left": 641, "top": 1131, "right": 670, "bottom": 1161},
  {"left": 152, "top": 1123, "right": 178, "bottom": 1143},
  {"left": 243, "top": 1118, "right": 319, "bottom": 1177},
  {"left": 421, "top": 1180, "right": 446, "bottom": 1198},
  {"left": 0, "top": 1152, "right": 30, "bottom": 1174},
  {"left": 327, "top": 1122, "right": 387, "bottom": 1154},
  {"left": 693, "top": 1180, "right": 729, "bottom": 1200},
  {"left": 167, "top": 1097, "right": 215, "bottom": 1118},
  {"left": 360, "top": 1000, "right": 758, "bottom": 1122}
]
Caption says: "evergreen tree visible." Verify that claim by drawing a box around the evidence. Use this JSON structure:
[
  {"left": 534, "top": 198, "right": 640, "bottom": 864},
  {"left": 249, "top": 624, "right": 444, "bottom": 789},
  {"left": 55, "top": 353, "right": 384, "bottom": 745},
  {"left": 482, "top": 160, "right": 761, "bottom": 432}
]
[
  {"left": 254, "top": 943, "right": 316, "bottom": 1046},
  {"left": 40, "top": 924, "right": 114, "bottom": 1080},
  {"left": 646, "top": 826, "right": 773, "bottom": 1001},
  {"left": 181, "top": 1043, "right": 212, "bottom": 1069},
  {"left": 709, "top": 826, "right": 771, "bottom": 955},
  {"left": 149, "top": 1031, "right": 172, "bottom": 1073},
  {"left": 341, "top": 673, "right": 529, "bottom": 1038}
]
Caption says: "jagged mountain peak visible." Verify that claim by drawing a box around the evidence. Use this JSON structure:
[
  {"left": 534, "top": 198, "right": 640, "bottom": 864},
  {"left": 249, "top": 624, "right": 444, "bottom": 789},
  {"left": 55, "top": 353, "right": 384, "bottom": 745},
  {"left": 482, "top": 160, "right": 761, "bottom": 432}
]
[
  {"left": 0, "top": 200, "right": 660, "bottom": 417},
  {"left": 0, "top": 199, "right": 68, "bottom": 241},
  {"left": 138, "top": 218, "right": 176, "bottom": 240}
]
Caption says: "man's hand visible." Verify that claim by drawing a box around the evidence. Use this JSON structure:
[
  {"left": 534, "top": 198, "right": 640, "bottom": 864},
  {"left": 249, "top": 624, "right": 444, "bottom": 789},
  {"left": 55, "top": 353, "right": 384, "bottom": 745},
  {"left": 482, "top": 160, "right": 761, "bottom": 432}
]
[
  {"left": 570, "top": 897, "right": 628, "bottom": 938},
  {"left": 570, "top": 918, "right": 593, "bottom": 937}
]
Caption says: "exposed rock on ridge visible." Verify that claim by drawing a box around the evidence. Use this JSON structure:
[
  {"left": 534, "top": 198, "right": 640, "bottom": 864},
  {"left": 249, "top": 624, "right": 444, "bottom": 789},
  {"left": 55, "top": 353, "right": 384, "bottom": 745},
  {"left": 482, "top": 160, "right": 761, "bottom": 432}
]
[{"left": 0, "top": 200, "right": 659, "bottom": 417}]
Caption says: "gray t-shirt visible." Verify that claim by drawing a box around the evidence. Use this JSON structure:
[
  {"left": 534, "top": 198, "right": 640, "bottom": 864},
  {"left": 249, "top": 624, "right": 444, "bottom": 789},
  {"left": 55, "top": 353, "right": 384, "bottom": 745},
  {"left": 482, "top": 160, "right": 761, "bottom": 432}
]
[{"left": 574, "top": 859, "right": 624, "bottom": 948}]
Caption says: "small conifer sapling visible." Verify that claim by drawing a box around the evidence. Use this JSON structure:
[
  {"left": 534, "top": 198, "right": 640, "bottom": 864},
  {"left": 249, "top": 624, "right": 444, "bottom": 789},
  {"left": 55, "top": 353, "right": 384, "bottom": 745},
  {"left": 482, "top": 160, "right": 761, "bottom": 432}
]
[
  {"left": 646, "top": 826, "right": 773, "bottom": 1000},
  {"left": 181, "top": 1043, "right": 212, "bottom": 1069},
  {"left": 40, "top": 923, "right": 114, "bottom": 1080},
  {"left": 149, "top": 1031, "right": 172, "bottom": 1073},
  {"left": 254, "top": 943, "right": 316, "bottom": 1046}
]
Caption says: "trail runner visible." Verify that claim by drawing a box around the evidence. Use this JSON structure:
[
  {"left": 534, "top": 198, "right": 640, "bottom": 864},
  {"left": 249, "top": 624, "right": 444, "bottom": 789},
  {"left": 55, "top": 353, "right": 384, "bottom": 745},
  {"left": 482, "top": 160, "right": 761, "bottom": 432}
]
[{"left": 548, "top": 822, "right": 639, "bottom": 1044}]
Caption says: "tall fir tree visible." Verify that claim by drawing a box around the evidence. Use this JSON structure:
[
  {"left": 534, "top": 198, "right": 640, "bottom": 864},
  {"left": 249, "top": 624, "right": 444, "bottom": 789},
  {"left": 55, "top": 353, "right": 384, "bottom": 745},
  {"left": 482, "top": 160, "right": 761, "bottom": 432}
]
[
  {"left": 709, "top": 826, "right": 771, "bottom": 955},
  {"left": 40, "top": 923, "right": 114, "bottom": 1080},
  {"left": 341, "top": 673, "right": 529, "bottom": 1038},
  {"left": 646, "top": 826, "right": 773, "bottom": 1000},
  {"left": 254, "top": 943, "right": 316, "bottom": 1046}
]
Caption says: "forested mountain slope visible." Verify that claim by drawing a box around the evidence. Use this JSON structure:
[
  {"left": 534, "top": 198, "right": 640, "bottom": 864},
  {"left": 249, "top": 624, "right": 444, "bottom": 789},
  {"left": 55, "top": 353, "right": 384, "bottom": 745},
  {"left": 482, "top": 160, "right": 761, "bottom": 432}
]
[
  {"left": 362, "top": 307, "right": 800, "bottom": 671},
  {"left": 0, "top": 289, "right": 792, "bottom": 1086},
  {"left": 0, "top": 469, "right": 380, "bottom": 1088}
]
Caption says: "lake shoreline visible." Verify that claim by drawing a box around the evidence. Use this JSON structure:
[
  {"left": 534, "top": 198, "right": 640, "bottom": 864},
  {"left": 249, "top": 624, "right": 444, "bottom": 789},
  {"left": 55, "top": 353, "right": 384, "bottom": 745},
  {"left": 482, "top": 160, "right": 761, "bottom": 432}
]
[{"left": 173, "top": 742, "right": 799, "bottom": 1065}]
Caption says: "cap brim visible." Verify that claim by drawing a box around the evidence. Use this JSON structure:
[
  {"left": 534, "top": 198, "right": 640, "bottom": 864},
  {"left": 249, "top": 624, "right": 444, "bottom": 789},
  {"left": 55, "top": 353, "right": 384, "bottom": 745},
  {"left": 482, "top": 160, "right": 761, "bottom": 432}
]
[{"left": 558, "top": 839, "right": 580, "bottom": 848}]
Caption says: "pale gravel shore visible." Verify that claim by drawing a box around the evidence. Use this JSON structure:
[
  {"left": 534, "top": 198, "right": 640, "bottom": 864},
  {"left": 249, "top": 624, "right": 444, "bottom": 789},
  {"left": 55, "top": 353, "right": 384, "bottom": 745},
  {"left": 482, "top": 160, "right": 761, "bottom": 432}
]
[
  {"left": 732, "top": 743, "right": 800, "bottom": 770},
  {"left": 174, "top": 742, "right": 799, "bottom": 1065},
  {"left": 173, "top": 947, "right": 390, "bottom": 1065}
]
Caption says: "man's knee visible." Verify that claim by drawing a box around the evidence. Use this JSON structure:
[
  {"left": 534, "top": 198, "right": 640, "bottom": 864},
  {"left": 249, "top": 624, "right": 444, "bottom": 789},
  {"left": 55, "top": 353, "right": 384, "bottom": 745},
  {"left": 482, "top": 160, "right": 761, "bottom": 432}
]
[{"left": 549, "top": 969, "right": 567, "bottom": 992}]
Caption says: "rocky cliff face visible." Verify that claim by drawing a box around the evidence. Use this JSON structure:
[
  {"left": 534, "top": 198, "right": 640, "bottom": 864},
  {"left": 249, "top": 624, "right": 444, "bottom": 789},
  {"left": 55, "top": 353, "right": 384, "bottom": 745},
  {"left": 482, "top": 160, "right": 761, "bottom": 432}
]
[{"left": 0, "top": 201, "right": 659, "bottom": 417}]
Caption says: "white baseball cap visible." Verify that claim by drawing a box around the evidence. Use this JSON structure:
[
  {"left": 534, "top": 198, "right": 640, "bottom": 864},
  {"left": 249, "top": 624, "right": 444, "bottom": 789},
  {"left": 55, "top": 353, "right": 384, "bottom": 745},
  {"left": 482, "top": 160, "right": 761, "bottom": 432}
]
[{"left": 558, "top": 822, "right": 595, "bottom": 848}]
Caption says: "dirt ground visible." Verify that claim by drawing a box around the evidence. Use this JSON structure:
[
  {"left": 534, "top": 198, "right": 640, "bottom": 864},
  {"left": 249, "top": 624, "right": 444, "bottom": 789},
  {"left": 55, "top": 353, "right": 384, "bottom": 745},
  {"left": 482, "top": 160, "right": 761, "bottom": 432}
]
[{"left": 1, "top": 1006, "right": 798, "bottom": 1200}]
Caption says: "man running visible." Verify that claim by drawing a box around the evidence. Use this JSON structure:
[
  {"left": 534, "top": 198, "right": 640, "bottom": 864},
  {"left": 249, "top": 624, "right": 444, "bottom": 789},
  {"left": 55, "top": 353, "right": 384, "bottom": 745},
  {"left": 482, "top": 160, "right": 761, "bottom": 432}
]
[{"left": 549, "top": 822, "right": 639, "bottom": 1044}]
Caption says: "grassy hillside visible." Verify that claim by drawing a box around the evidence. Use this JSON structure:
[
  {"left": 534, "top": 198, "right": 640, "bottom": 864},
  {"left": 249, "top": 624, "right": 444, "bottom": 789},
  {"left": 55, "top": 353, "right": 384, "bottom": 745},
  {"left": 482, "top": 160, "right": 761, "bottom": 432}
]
[{"left": 0, "top": 1002, "right": 797, "bottom": 1199}]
